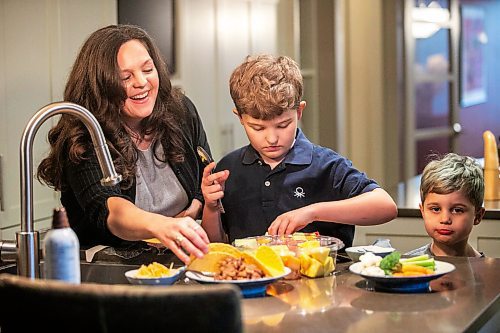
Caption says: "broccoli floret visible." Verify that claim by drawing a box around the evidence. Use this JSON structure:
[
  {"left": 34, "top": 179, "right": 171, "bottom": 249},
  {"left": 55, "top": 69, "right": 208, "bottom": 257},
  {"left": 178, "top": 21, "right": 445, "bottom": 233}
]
[{"left": 379, "top": 251, "right": 401, "bottom": 274}]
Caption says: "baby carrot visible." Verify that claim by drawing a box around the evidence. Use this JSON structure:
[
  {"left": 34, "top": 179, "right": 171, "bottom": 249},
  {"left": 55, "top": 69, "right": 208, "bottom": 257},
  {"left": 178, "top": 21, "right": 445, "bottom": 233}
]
[
  {"left": 401, "top": 264, "right": 433, "bottom": 274},
  {"left": 402, "top": 271, "right": 426, "bottom": 276},
  {"left": 392, "top": 271, "right": 426, "bottom": 277}
]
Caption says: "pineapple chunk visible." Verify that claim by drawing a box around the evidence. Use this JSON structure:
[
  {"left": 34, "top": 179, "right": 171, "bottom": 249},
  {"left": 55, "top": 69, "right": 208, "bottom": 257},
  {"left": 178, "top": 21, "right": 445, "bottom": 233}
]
[
  {"left": 306, "top": 247, "right": 330, "bottom": 264},
  {"left": 299, "top": 248, "right": 335, "bottom": 278},
  {"left": 299, "top": 253, "right": 312, "bottom": 270},
  {"left": 301, "top": 258, "right": 324, "bottom": 278},
  {"left": 323, "top": 256, "right": 335, "bottom": 275}
]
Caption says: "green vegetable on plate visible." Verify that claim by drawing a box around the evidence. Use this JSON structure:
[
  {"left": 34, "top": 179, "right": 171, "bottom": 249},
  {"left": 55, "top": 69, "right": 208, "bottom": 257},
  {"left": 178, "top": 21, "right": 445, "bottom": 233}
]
[
  {"left": 379, "top": 251, "right": 401, "bottom": 275},
  {"left": 379, "top": 252, "right": 436, "bottom": 275}
]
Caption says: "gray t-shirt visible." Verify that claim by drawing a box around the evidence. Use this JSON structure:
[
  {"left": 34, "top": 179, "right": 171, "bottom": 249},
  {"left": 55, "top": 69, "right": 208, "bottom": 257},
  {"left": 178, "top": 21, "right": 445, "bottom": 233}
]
[
  {"left": 404, "top": 244, "right": 434, "bottom": 257},
  {"left": 405, "top": 243, "right": 485, "bottom": 257},
  {"left": 135, "top": 144, "right": 189, "bottom": 217}
]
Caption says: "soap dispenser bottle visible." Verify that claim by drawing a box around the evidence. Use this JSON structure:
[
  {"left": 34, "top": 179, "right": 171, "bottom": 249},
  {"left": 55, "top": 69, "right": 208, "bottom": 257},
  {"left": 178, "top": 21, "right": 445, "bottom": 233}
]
[
  {"left": 43, "top": 207, "right": 81, "bottom": 283},
  {"left": 483, "top": 130, "right": 500, "bottom": 200}
]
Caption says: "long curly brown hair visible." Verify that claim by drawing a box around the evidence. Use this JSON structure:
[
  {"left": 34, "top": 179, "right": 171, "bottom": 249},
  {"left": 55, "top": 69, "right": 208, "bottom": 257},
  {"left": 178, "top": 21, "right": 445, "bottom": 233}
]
[{"left": 37, "top": 25, "right": 186, "bottom": 190}]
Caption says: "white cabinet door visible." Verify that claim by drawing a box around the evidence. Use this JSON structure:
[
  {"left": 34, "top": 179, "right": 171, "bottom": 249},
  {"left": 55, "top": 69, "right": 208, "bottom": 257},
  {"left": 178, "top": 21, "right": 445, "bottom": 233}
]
[
  {"left": 177, "top": 0, "right": 290, "bottom": 159},
  {"left": 0, "top": 0, "right": 116, "bottom": 240},
  {"left": 0, "top": 0, "right": 58, "bottom": 239}
]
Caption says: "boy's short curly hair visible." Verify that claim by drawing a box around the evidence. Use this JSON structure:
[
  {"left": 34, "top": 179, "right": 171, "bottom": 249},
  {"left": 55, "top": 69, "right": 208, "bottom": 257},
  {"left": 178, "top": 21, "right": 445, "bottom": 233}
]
[
  {"left": 420, "top": 153, "right": 484, "bottom": 209},
  {"left": 229, "top": 55, "right": 303, "bottom": 120}
]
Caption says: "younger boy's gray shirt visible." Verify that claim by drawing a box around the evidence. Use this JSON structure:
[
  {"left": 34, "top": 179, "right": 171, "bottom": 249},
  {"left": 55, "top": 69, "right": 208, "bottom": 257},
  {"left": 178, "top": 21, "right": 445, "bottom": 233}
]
[
  {"left": 404, "top": 244, "right": 433, "bottom": 257},
  {"left": 405, "top": 243, "right": 486, "bottom": 257}
]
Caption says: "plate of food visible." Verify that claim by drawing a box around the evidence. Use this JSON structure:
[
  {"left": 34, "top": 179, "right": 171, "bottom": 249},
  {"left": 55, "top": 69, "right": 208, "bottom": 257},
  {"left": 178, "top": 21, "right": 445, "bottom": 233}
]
[
  {"left": 349, "top": 252, "right": 455, "bottom": 292},
  {"left": 186, "top": 266, "right": 291, "bottom": 298},
  {"left": 125, "top": 262, "right": 185, "bottom": 285},
  {"left": 186, "top": 242, "right": 291, "bottom": 297}
]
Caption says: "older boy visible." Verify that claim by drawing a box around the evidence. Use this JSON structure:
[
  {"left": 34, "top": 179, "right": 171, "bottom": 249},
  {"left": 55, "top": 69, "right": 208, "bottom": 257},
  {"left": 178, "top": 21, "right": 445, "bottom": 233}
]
[
  {"left": 406, "top": 153, "right": 485, "bottom": 257},
  {"left": 201, "top": 55, "right": 397, "bottom": 246}
]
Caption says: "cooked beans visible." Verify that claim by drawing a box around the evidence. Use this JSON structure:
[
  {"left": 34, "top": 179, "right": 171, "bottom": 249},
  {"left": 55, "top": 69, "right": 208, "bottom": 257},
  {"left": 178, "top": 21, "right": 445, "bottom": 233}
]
[{"left": 215, "top": 257, "right": 264, "bottom": 280}]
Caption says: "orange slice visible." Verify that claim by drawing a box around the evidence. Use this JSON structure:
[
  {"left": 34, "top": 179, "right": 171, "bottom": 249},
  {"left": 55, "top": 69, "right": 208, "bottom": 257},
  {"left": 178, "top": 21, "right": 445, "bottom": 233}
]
[
  {"left": 240, "top": 252, "right": 273, "bottom": 277},
  {"left": 255, "top": 245, "right": 286, "bottom": 277}
]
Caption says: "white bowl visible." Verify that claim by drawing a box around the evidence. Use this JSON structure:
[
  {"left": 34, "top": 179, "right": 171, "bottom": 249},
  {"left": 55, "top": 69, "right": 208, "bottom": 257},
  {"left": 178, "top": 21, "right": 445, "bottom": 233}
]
[
  {"left": 345, "top": 246, "right": 395, "bottom": 262},
  {"left": 125, "top": 266, "right": 186, "bottom": 285}
]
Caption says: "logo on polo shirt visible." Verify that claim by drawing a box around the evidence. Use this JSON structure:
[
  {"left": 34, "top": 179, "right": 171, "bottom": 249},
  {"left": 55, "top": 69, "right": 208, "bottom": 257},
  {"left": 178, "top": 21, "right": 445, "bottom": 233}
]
[{"left": 293, "top": 187, "right": 305, "bottom": 198}]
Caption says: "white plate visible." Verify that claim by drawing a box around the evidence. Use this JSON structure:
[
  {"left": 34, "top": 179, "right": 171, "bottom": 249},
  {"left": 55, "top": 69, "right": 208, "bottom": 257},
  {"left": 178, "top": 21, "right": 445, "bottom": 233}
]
[
  {"left": 349, "top": 260, "right": 456, "bottom": 292},
  {"left": 186, "top": 267, "right": 291, "bottom": 285},
  {"left": 186, "top": 267, "right": 291, "bottom": 297},
  {"left": 125, "top": 266, "right": 186, "bottom": 285}
]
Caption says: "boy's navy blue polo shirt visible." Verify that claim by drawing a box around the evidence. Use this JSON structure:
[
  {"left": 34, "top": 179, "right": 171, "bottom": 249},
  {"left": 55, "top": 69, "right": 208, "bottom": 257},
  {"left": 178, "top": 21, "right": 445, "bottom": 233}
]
[{"left": 215, "top": 128, "right": 379, "bottom": 247}]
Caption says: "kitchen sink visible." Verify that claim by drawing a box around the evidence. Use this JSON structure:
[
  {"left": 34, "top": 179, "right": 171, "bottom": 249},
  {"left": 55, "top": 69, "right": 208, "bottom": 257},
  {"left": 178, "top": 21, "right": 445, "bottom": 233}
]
[{"left": 0, "top": 261, "right": 140, "bottom": 284}]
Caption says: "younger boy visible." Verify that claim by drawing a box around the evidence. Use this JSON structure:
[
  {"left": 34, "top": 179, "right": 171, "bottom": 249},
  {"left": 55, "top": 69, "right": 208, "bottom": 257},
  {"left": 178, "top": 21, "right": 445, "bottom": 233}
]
[
  {"left": 406, "top": 153, "right": 485, "bottom": 257},
  {"left": 201, "top": 55, "right": 397, "bottom": 246}
]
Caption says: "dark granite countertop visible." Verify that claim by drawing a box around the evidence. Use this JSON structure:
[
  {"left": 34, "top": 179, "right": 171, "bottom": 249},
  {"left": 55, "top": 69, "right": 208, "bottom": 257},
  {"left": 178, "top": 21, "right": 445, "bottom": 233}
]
[
  {"left": 241, "top": 256, "right": 500, "bottom": 333},
  {"left": 2, "top": 246, "right": 498, "bottom": 332},
  {"left": 64, "top": 250, "right": 500, "bottom": 332}
]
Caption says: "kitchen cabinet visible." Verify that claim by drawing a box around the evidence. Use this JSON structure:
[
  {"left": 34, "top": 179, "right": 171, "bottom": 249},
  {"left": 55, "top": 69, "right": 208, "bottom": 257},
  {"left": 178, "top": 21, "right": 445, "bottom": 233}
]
[
  {"left": 175, "top": 0, "right": 296, "bottom": 159},
  {"left": 0, "top": 0, "right": 116, "bottom": 240}
]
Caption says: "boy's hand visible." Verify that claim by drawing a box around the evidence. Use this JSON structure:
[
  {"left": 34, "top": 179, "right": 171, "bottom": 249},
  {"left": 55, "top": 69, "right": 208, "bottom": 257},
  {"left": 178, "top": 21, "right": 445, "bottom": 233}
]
[
  {"left": 201, "top": 162, "right": 230, "bottom": 210},
  {"left": 268, "top": 206, "right": 314, "bottom": 235},
  {"left": 175, "top": 199, "right": 203, "bottom": 220}
]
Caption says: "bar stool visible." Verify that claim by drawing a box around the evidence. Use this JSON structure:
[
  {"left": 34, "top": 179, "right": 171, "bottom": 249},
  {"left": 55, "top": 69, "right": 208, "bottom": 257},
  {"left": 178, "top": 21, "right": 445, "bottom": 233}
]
[{"left": 0, "top": 273, "right": 242, "bottom": 333}]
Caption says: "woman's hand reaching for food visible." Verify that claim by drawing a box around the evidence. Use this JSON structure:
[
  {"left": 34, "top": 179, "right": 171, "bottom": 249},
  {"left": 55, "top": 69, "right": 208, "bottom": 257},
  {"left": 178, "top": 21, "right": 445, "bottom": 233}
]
[
  {"left": 152, "top": 216, "right": 210, "bottom": 265},
  {"left": 107, "top": 197, "right": 209, "bottom": 265}
]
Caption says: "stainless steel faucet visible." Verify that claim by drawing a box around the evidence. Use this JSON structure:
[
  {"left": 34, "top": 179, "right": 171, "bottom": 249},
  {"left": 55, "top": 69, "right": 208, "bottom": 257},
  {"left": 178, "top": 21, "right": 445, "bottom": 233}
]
[{"left": 16, "top": 102, "right": 122, "bottom": 278}]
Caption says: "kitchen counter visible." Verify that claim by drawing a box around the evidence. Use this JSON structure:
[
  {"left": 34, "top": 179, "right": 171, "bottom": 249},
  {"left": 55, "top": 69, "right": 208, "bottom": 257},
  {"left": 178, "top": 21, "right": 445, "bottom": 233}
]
[
  {"left": 77, "top": 250, "right": 500, "bottom": 332},
  {"left": 239, "top": 256, "right": 499, "bottom": 333},
  {"left": 1, "top": 249, "right": 498, "bottom": 332}
]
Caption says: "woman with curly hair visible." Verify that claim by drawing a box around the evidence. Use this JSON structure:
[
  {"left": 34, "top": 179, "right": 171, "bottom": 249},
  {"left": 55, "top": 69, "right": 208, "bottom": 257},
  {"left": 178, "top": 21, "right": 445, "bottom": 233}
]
[{"left": 37, "top": 25, "right": 209, "bottom": 263}]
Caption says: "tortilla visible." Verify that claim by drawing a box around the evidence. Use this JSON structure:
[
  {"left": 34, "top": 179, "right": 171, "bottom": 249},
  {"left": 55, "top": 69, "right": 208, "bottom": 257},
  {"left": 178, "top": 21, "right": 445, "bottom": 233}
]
[
  {"left": 143, "top": 238, "right": 162, "bottom": 244},
  {"left": 188, "top": 252, "right": 237, "bottom": 273},
  {"left": 208, "top": 243, "right": 244, "bottom": 257}
]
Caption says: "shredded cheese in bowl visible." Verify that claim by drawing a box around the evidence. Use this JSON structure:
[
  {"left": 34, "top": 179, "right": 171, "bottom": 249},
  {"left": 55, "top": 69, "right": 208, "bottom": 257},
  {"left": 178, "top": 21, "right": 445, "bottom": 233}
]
[{"left": 136, "top": 262, "right": 173, "bottom": 278}]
